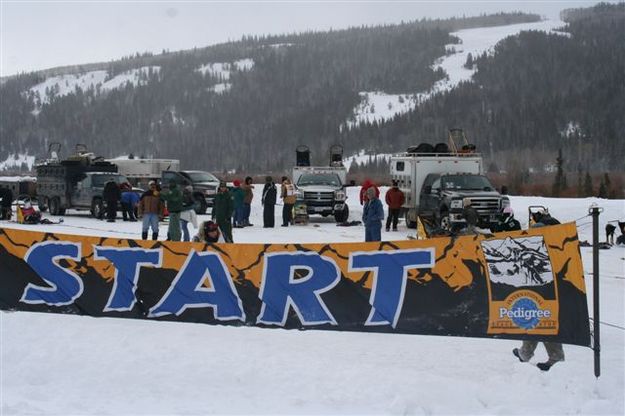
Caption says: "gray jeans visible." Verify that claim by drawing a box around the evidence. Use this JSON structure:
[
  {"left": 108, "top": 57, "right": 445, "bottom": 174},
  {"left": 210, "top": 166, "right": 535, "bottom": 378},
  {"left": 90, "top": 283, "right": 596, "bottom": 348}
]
[{"left": 519, "top": 341, "right": 565, "bottom": 362}]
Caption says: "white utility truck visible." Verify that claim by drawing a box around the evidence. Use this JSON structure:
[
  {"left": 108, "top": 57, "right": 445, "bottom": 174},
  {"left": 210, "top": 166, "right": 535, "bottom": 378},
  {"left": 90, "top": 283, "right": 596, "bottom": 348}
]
[
  {"left": 390, "top": 129, "right": 509, "bottom": 230},
  {"left": 292, "top": 145, "right": 349, "bottom": 223}
]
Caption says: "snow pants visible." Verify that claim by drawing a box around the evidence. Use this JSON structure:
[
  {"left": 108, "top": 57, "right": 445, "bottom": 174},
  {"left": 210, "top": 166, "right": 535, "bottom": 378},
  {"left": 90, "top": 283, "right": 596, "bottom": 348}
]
[
  {"left": 386, "top": 208, "right": 401, "bottom": 230},
  {"left": 519, "top": 341, "right": 565, "bottom": 362}
]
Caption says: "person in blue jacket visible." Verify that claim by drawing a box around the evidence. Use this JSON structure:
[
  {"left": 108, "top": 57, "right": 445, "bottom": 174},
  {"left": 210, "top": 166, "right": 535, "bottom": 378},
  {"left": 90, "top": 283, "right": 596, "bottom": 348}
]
[
  {"left": 120, "top": 183, "right": 139, "bottom": 222},
  {"left": 362, "top": 186, "right": 384, "bottom": 242}
]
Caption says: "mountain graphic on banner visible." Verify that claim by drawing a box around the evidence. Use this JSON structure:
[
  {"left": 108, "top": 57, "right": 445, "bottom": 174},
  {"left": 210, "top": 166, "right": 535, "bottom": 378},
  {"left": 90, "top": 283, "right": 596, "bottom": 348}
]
[{"left": 481, "top": 236, "right": 554, "bottom": 287}]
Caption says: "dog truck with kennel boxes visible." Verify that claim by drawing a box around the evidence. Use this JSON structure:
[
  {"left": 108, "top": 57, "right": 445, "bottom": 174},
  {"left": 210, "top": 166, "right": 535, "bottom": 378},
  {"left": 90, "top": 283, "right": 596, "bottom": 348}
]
[{"left": 390, "top": 129, "right": 509, "bottom": 230}]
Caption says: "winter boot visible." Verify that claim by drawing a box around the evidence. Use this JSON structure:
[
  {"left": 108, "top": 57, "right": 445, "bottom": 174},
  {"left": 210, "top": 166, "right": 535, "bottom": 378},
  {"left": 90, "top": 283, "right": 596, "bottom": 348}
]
[
  {"left": 152, "top": 232, "right": 159, "bottom": 241},
  {"left": 141, "top": 231, "right": 148, "bottom": 240},
  {"left": 537, "top": 360, "right": 558, "bottom": 371},
  {"left": 512, "top": 348, "right": 527, "bottom": 362}
]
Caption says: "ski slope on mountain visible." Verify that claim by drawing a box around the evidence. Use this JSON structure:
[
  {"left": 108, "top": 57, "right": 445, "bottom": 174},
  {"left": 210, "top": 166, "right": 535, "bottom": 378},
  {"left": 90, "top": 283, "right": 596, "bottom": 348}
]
[{"left": 1, "top": 187, "right": 623, "bottom": 415}]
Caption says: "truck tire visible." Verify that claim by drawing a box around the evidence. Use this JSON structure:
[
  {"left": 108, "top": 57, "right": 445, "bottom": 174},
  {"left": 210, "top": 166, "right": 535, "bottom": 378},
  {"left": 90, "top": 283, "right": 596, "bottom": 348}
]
[
  {"left": 91, "top": 198, "right": 104, "bottom": 219},
  {"left": 193, "top": 194, "right": 207, "bottom": 215},
  {"left": 49, "top": 197, "right": 61, "bottom": 216},
  {"left": 39, "top": 197, "right": 49, "bottom": 213},
  {"left": 334, "top": 206, "right": 349, "bottom": 223},
  {"left": 439, "top": 212, "right": 452, "bottom": 231},
  {"left": 405, "top": 210, "right": 417, "bottom": 229}
]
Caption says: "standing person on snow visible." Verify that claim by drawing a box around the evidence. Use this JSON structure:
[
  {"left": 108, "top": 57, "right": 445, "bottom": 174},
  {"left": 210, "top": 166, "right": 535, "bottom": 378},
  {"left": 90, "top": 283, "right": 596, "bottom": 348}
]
[
  {"left": 513, "top": 210, "right": 564, "bottom": 371},
  {"left": 231, "top": 179, "right": 245, "bottom": 228},
  {"left": 0, "top": 186, "right": 14, "bottom": 220},
  {"left": 385, "top": 180, "right": 405, "bottom": 231},
  {"left": 179, "top": 186, "right": 198, "bottom": 242},
  {"left": 120, "top": 183, "right": 139, "bottom": 222},
  {"left": 261, "top": 176, "right": 277, "bottom": 228},
  {"left": 212, "top": 181, "right": 234, "bottom": 243},
  {"left": 242, "top": 176, "right": 255, "bottom": 227},
  {"left": 138, "top": 181, "right": 164, "bottom": 240},
  {"left": 362, "top": 187, "right": 384, "bottom": 242},
  {"left": 103, "top": 179, "right": 121, "bottom": 222},
  {"left": 359, "top": 179, "right": 380, "bottom": 206},
  {"left": 281, "top": 177, "right": 296, "bottom": 227},
  {"left": 161, "top": 180, "right": 183, "bottom": 241}
]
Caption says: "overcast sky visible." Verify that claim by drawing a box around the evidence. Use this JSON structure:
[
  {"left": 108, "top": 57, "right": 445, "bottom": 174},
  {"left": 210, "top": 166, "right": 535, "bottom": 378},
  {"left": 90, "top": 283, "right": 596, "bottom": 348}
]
[{"left": 0, "top": 0, "right": 612, "bottom": 77}]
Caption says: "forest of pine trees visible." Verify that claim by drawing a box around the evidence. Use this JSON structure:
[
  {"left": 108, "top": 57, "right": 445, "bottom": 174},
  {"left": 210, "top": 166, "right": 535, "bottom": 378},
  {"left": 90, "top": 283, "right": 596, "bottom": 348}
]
[{"left": 1, "top": 5, "right": 623, "bottom": 193}]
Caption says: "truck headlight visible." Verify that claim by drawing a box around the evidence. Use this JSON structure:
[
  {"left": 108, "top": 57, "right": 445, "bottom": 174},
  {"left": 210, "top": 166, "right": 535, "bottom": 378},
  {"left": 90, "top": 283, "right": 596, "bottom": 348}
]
[
  {"left": 501, "top": 198, "right": 510, "bottom": 208},
  {"left": 450, "top": 199, "right": 463, "bottom": 209},
  {"left": 295, "top": 190, "right": 304, "bottom": 201},
  {"left": 334, "top": 190, "right": 346, "bottom": 201}
]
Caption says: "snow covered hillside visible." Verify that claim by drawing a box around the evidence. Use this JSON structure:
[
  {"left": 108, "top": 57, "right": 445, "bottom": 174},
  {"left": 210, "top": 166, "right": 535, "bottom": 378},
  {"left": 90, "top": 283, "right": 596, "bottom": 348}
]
[
  {"left": 347, "top": 19, "right": 567, "bottom": 128},
  {"left": 1, "top": 187, "right": 623, "bottom": 415}
]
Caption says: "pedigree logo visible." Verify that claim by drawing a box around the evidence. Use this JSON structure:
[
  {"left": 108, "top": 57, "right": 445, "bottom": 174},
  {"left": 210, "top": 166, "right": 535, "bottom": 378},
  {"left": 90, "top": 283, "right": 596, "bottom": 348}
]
[{"left": 499, "top": 290, "right": 553, "bottom": 330}]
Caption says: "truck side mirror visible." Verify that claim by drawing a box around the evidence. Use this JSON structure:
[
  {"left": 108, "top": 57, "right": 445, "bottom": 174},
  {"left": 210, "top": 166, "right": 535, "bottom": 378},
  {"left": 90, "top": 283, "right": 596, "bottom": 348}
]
[{"left": 423, "top": 185, "right": 432, "bottom": 194}]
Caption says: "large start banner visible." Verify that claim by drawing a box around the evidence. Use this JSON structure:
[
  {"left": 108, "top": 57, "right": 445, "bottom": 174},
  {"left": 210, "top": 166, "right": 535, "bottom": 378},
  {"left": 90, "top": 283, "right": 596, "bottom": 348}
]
[{"left": 0, "top": 223, "right": 590, "bottom": 346}]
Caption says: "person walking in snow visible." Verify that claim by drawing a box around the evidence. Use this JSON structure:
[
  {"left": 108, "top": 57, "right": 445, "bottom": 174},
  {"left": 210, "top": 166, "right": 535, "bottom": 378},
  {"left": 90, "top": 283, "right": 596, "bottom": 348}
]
[
  {"left": 281, "top": 177, "right": 296, "bottom": 227},
  {"left": 261, "top": 176, "right": 277, "bottom": 228},
  {"left": 362, "top": 187, "right": 384, "bottom": 242},
  {"left": 385, "top": 180, "right": 405, "bottom": 231},
  {"left": 242, "top": 176, "right": 255, "bottom": 227},
  {"left": 138, "top": 181, "right": 164, "bottom": 240},
  {"left": 212, "top": 181, "right": 234, "bottom": 243},
  {"left": 513, "top": 210, "right": 564, "bottom": 371}
]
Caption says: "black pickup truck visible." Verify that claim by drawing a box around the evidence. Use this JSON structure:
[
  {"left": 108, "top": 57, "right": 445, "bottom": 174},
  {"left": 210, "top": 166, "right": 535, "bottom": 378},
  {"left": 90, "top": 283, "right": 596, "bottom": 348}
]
[{"left": 418, "top": 173, "right": 509, "bottom": 230}]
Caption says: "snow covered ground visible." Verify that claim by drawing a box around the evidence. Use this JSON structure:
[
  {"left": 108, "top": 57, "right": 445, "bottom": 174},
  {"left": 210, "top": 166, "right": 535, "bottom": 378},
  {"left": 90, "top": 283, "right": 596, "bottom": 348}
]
[
  {"left": 347, "top": 19, "right": 567, "bottom": 128},
  {"left": 1, "top": 186, "right": 623, "bottom": 415}
]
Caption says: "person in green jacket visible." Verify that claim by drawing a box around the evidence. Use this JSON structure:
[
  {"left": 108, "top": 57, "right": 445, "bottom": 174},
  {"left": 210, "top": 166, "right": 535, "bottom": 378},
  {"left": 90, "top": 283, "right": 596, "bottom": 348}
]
[
  {"left": 231, "top": 179, "right": 245, "bottom": 228},
  {"left": 212, "top": 181, "right": 234, "bottom": 243},
  {"left": 161, "top": 180, "right": 183, "bottom": 241}
]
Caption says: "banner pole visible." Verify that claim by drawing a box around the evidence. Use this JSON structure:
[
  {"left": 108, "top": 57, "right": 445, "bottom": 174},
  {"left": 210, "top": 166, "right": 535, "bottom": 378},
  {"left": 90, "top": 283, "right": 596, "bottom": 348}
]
[{"left": 590, "top": 206, "right": 601, "bottom": 378}]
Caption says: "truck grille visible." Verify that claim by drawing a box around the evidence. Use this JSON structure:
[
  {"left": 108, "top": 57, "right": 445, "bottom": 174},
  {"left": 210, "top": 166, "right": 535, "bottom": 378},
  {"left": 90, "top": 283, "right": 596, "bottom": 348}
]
[
  {"left": 304, "top": 191, "right": 334, "bottom": 207},
  {"left": 469, "top": 197, "right": 501, "bottom": 215}
]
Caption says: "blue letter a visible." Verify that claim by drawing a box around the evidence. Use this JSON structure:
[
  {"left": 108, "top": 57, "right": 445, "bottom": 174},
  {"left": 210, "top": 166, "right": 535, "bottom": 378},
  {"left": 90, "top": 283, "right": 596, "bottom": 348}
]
[
  {"left": 257, "top": 252, "right": 340, "bottom": 326},
  {"left": 148, "top": 251, "right": 244, "bottom": 321}
]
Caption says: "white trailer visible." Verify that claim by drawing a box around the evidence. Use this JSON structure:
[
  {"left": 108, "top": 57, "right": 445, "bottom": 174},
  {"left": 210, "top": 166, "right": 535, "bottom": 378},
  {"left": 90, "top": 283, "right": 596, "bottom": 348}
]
[{"left": 106, "top": 158, "right": 180, "bottom": 187}]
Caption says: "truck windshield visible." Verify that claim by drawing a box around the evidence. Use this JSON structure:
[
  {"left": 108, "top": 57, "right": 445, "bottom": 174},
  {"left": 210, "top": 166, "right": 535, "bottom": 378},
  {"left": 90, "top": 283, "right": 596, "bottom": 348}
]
[
  {"left": 298, "top": 174, "right": 341, "bottom": 187},
  {"left": 92, "top": 175, "right": 128, "bottom": 187},
  {"left": 441, "top": 175, "right": 494, "bottom": 191},
  {"left": 187, "top": 172, "right": 219, "bottom": 183}
]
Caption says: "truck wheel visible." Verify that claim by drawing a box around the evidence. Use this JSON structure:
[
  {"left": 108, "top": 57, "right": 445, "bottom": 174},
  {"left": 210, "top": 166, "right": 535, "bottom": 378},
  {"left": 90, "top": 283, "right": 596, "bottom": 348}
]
[
  {"left": 405, "top": 211, "right": 417, "bottom": 229},
  {"left": 334, "top": 206, "right": 349, "bottom": 223},
  {"left": 49, "top": 197, "right": 61, "bottom": 216},
  {"left": 193, "top": 195, "right": 207, "bottom": 215},
  {"left": 440, "top": 212, "right": 452, "bottom": 231},
  {"left": 91, "top": 198, "right": 104, "bottom": 219},
  {"left": 39, "top": 197, "right": 49, "bottom": 212}
]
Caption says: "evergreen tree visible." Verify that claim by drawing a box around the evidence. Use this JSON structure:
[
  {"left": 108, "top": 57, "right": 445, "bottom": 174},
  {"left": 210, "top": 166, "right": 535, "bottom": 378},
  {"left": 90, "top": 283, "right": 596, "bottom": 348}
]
[
  {"left": 584, "top": 172, "right": 594, "bottom": 197},
  {"left": 598, "top": 177, "right": 608, "bottom": 198},
  {"left": 552, "top": 148, "right": 567, "bottom": 197}
]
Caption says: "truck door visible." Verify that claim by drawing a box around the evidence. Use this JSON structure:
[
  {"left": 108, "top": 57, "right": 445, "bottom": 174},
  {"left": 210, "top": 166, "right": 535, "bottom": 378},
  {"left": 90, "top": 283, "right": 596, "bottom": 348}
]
[
  {"left": 419, "top": 175, "right": 440, "bottom": 218},
  {"left": 73, "top": 174, "right": 90, "bottom": 207}
]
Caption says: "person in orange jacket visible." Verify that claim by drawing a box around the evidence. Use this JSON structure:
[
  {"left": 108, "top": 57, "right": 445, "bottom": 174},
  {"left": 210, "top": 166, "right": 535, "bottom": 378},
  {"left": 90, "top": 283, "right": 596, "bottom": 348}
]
[{"left": 385, "top": 180, "right": 405, "bottom": 231}]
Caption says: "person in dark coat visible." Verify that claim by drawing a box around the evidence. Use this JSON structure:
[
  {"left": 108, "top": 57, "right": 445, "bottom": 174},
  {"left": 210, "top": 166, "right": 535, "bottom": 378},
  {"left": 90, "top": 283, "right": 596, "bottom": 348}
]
[
  {"left": 0, "top": 186, "right": 13, "bottom": 220},
  {"left": 212, "top": 181, "right": 234, "bottom": 243},
  {"left": 231, "top": 179, "right": 245, "bottom": 228},
  {"left": 490, "top": 206, "right": 521, "bottom": 233},
  {"left": 385, "top": 180, "right": 405, "bottom": 231},
  {"left": 161, "top": 180, "right": 183, "bottom": 241},
  {"left": 261, "top": 176, "right": 277, "bottom": 228},
  {"left": 362, "top": 187, "right": 384, "bottom": 242},
  {"left": 103, "top": 179, "right": 121, "bottom": 222}
]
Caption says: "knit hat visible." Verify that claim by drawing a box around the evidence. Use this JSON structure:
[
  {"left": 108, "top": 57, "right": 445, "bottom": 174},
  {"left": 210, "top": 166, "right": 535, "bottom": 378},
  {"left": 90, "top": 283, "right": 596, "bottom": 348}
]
[{"left": 233, "top": 179, "right": 241, "bottom": 187}]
